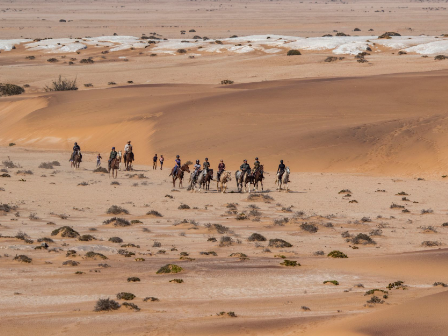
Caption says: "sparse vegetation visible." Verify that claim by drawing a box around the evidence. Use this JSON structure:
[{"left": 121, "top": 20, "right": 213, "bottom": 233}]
[
  {"left": 62, "top": 260, "right": 79, "bottom": 266},
  {"left": 280, "top": 260, "right": 300, "bottom": 267},
  {"left": 94, "top": 298, "right": 120, "bottom": 311},
  {"left": 287, "top": 49, "right": 301, "bottom": 56},
  {"left": 127, "top": 277, "right": 140, "bottom": 282},
  {"left": 323, "top": 280, "right": 339, "bottom": 285},
  {"left": 51, "top": 226, "right": 80, "bottom": 238},
  {"left": 248, "top": 233, "right": 266, "bottom": 241},
  {"left": 44, "top": 75, "right": 78, "bottom": 92},
  {"left": 219, "top": 236, "right": 234, "bottom": 247},
  {"left": 300, "top": 223, "right": 318, "bottom": 233},
  {"left": 85, "top": 251, "right": 108, "bottom": 260},
  {"left": 268, "top": 239, "right": 292, "bottom": 248},
  {"left": 156, "top": 264, "right": 183, "bottom": 274},
  {"left": 0, "top": 83, "right": 25, "bottom": 97},
  {"left": 14, "top": 254, "right": 32, "bottom": 263},
  {"left": 178, "top": 204, "right": 190, "bottom": 210},
  {"left": 350, "top": 233, "right": 376, "bottom": 245},
  {"left": 122, "top": 302, "right": 140, "bottom": 311},
  {"left": 221, "top": 79, "right": 234, "bottom": 85},
  {"left": 116, "top": 292, "right": 136, "bottom": 300},
  {"left": 146, "top": 210, "right": 163, "bottom": 217},
  {"left": 327, "top": 250, "right": 348, "bottom": 258},
  {"left": 106, "top": 205, "right": 129, "bottom": 215},
  {"left": 421, "top": 241, "right": 441, "bottom": 247}
]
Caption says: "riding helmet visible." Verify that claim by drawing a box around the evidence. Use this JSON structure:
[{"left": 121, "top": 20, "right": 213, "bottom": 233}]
[
  {"left": 196, "top": 160, "right": 200, "bottom": 164},
  {"left": 176, "top": 155, "right": 180, "bottom": 158},
  {"left": 244, "top": 159, "right": 247, "bottom": 162},
  {"left": 205, "top": 158, "right": 208, "bottom": 160},
  {"left": 112, "top": 147, "right": 115, "bottom": 149},
  {"left": 280, "top": 160, "right": 283, "bottom": 163},
  {"left": 255, "top": 157, "right": 258, "bottom": 160},
  {"left": 74, "top": 142, "right": 77, "bottom": 145}
]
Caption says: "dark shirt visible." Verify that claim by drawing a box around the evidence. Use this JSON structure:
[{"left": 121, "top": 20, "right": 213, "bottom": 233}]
[
  {"left": 175, "top": 159, "right": 181, "bottom": 166},
  {"left": 240, "top": 163, "right": 251, "bottom": 171},
  {"left": 218, "top": 163, "right": 225, "bottom": 171},
  {"left": 73, "top": 145, "right": 80, "bottom": 151},
  {"left": 278, "top": 163, "right": 286, "bottom": 172},
  {"left": 110, "top": 151, "right": 117, "bottom": 159},
  {"left": 203, "top": 161, "right": 210, "bottom": 170},
  {"left": 153, "top": 156, "right": 157, "bottom": 162}
]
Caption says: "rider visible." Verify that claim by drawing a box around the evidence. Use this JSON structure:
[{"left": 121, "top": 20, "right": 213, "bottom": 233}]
[
  {"left": 217, "top": 159, "right": 225, "bottom": 181},
  {"left": 170, "top": 155, "right": 181, "bottom": 176},
  {"left": 277, "top": 159, "right": 286, "bottom": 181},
  {"left": 193, "top": 159, "right": 201, "bottom": 181},
  {"left": 153, "top": 154, "right": 158, "bottom": 170},
  {"left": 240, "top": 159, "right": 251, "bottom": 182},
  {"left": 124, "top": 141, "right": 134, "bottom": 161},
  {"left": 253, "top": 157, "right": 260, "bottom": 174},
  {"left": 203, "top": 157, "right": 211, "bottom": 179},
  {"left": 108, "top": 147, "right": 117, "bottom": 169},
  {"left": 70, "top": 142, "right": 81, "bottom": 162}
]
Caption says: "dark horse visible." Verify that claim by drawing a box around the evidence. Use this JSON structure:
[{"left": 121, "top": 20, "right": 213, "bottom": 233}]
[
  {"left": 108, "top": 155, "right": 121, "bottom": 179},
  {"left": 123, "top": 152, "right": 134, "bottom": 171},
  {"left": 201, "top": 169, "right": 214, "bottom": 191},
  {"left": 171, "top": 163, "right": 190, "bottom": 188},
  {"left": 253, "top": 165, "right": 264, "bottom": 191},
  {"left": 71, "top": 151, "right": 81, "bottom": 169}
]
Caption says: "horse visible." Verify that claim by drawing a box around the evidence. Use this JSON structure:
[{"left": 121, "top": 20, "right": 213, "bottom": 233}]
[
  {"left": 189, "top": 170, "right": 205, "bottom": 192},
  {"left": 253, "top": 165, "right": 264, "bottom": 191},
  {"left": 276, "top": 167, "right": 290, "bottom": 191},
  {"left": 71, "top": 151, "right": 81, "bottom": 169},
  {"left": 123, "top": 151, "right": 134, "bottom": 171},
  {"left": 201, "top": 169, "right": 213, "bottom": 191},
  {"left": 172, "top": 163, "right": 190, "bottom": 188},
  {"left": 235, "top": 170, "right": 254, "bottom": 193},
  {"left": 217, "top": 171, "right": 232, "bottom": 193},
  {"left": 109, "top": 153, "right": 122, "bottom": 179}
]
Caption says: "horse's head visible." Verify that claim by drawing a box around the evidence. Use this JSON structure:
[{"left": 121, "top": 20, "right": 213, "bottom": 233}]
[
  {"left": 286, "top": 167, "right": 290, "bottom": 173},
  {"left": 118, "top": 151, "right": 122, "bottom": 158},
  {"left": 182, "top": 164, "right": 190, "bottom": 173},
  {"left": 225, "top": 172, "right": 232, "bottom": 180}
]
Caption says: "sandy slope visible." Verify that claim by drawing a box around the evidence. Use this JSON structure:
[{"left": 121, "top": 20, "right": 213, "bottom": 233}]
[{"left": 2, "top": 71, "right": 448, "bottom": 176}]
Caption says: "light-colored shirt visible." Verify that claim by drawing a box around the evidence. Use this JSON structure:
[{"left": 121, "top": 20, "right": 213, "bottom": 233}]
[{"left": 124, "top": 144, "right": 132, "bottom": 153}]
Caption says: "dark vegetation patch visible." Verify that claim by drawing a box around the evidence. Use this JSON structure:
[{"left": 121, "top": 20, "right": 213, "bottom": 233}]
[
  {"left": 268, "top": 239, "right": 292, "bottom": 248},
  {"left": 14, "top": 254, "right": 32, "bottom": 263},
  {"left": 156, "top": 264, "right": 183, "bottom": 274},
  {"left": 248, "top": 233, "right": 266, "bottom": 241},
  {"left": 116, "top": 292, "right": 135, "bottom": 300},
  {"left": 94, "top": 298, "right": 120, "bottom": 311},
  {"left": 51, "top": 226, "right": 80, "bottom": 238},
  {"left": 85, "top": 251, "right": 107, "bottom": 260},
  {"left": 106, "top": 205, "right": 129, "bottom": 215},
  {"left": 327, "top": 250, "right": 348, "bottom": 258},
  {"left": 103, "top": 217, "right": 131, "bottom": 227}
]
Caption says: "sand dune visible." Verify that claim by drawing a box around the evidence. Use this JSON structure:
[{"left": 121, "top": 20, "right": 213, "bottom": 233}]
[{"left": 2, "top": 71, "right": 448, "bottom": 176}]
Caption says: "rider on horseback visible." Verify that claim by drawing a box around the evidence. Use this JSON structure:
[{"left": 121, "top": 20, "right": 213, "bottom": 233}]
[
  {"left": 203, "top": 158, "right": 211, "bottom": 180},
  {"left": 240, "top": 159, "right": 251, "bottom": 182},
  {"left": 277, "top": 160, "right": 286, "bottom": 181},
  {"left": 253, "top": 157, "right": 261, "bottom": 175},
  {"left": 108, "top": 147, "right": 117, "bottom": 169},
  {"left": 193, "top": 160, "right": 201, "bottom": 182},
  {"left": 170, "top": 155, "right": 181, "bottom": 176},
  {"left": 217, "top": 159, "right": 225, "bottom": 181},
  {"left": 70, "top": 142, "right": 82, "bottom": 162},
  {"left": 124, "top": 141, "right": 134, "bottom": 161}
]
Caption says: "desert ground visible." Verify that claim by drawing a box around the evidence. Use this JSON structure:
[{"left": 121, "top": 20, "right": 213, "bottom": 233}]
[{"left": 1, "top": 0, "right": 448, "bottom": 335}]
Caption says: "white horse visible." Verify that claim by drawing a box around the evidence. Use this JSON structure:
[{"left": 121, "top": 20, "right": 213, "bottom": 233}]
[
  {"left": 235, "top": 171, "right": 253, "bottom": 193},
  {"left": 117, "top": 151, "right": 123, "bottom": 170},
  {"left": 276, "top": 167, "right": 290, "bottom": 191},
  {"left": 189, "top": 170, "right": 206, "bottom": 192},
  {"left": 217, "top": 171, "right": 232, "bottom": 193}
]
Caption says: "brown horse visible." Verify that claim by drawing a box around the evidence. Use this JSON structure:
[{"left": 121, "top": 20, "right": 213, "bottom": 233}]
[
  {"left": 71, "top": 151, "right": 81, "bottom": 169},
  {"left": 201, "top": 169, "right": 214, "bottom": 191},
  {"left": 172, "top": 163, "right": 190, "bottom": 188},
  {"left": 253, "top": 165, "right": 264, "bottom": 191},
  {"left": 217, "top": 171, "right": 232, "bottom": 193},
  {"left": 235, "top": 170, "right": 254, "bottom": 193},
  {"left": 109, "top": 152, "right": 122, "bottom": 179},
  {"left": 123, "top": 152, "right": 134, "bottom": 171}
]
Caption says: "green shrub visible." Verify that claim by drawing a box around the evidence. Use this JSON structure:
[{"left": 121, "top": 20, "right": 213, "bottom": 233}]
[
  {"left": 268, "top": 239, "right": 292, "bottom": 248},
  {"left": 169, "top": 279, "right": 184, "bottom": 283},
  {"left": 94, "top": 298, "right": 120, "bottom": 311},
  {"left": 248, "top": 233, "right": 266, "bottom": 241},
  {"left": 44, "top": 75, "right": 78, "bottom": 91},
  {"left": 85, "top": 251, "right": 108, "bottom": 260},
  {"left": 13, "top": 254, "right": 32, "bottom": 263},
  {"left": 280, "top": 260, "right": 300, "bottom": 267},
  {"left": 79, "top": 234, "right": 96, "bottom": 241},
  {"left": 116, "top": 292, "right": 135, "bottom": 300},
  {"left": 51, "top": 226, "right": 80, "bottom": 238},
  {"left": 323, "top": 280, "right": 339, "bottom": 285},
  {"left": 327, "top": 250, "right": 348, "bottom": 258},
  {"left": 287, "top": 49, "right": 301, "bottom": 56},
  {"left": 156, "top": 264, "right": 183, "bottom": 274}
]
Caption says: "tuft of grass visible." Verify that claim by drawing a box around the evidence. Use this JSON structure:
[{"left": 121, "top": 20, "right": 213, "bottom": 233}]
[
  {"left": 13, "top": 254, "right": 32, "bottom": 263},
  {"left": 280, "top": 260, "right": 300, "bottom": 267},
  {"left": 205, "top": 223, "right": 231, "bottom": 234},
  {"left": 85, "top": 251, "right": 108, "bottom": 260},
  {"left": 300, "top": 223, "right": 318, "bottom": 233},
  {"left": 366, "top": 296, "right": 384, "bottom": 304},
  {"left": 350, "top": 233, "right": 376, "bottom": 245},
  {"left": 122, "top": 302, "right": 140, "bottom": 311},
  {"left": 156, "top": 264, "right": 183, "bottom": 274},
  {"left": 94, "top": 298, "right": 120, "bottom": 311},
  {"left": 219, "top": 236, "right": 234, "bottom": 247},
  {"left": 127, "top": 277, "right": 141, "bottom": 282},
  {"left": 268, "top": 239, "right": 292, "bottom": 248},
  {"left": 221, "top": 79, "right": 234, "bottom": 85},
  {"left": 0, "top": 83, "right": 25, "bottom": 97},
  {"left": 51, "top": 226, "right": 80, "bottom": 238},
  {"left": 146, "top": 210, "right": 163, "bottom": 217},
  {"left": 169, "top": 279, "right": 184, "bottom": 283},
  {"left": 103, "top": 217, "right": 131, "bottom": 227},
  {"left": 109, "top": 237, "right": 123, "bottom": 243},
  {"left": 248, "top": 233, "right": 266, "bottom": 241},
  {"left": 421, "top": 240, "right": 441, "bottom": 247},
  {"left": 44, "top": 75, "right": 78, "bottom": 91},
  {"left": 178, "top": 204, "right": 190, "bottom": 210},
  {"left": 116, "top": 292, "right": 136, "bottom": 300},
  {"left": 421, "top": 208, "right": 434, "bottom": 214},
  {"left": 287, "top": 49, "right": 301, "bottom": 56},
  {"left": 106, "top": 205, "right": 129, "bottom": 215},
  {"left": 327, "top": 250, "right": 348, "bottom": 258},
  {"left": 323, "top": 280, "right": 339, "bottom": 285},
  {"left": 143, "top": 297, "right": 159, "bottom": 302},
  {"left": 62, "top": 260, "right": 79, "bottom": 266},
  {"left": 79, "top": 234, "right": 96, "bottom": 241},
  {"left": 93, "top": 167, "right": 108, "bottom": 173},
  {"left": 3, "top": 160, "right": 19, "bottom": 168}
]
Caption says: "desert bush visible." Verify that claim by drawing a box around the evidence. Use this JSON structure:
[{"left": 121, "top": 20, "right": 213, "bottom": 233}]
[
  {"left": 51, "top": 226, "right": 80, "bottom": 238},
  {"left": 369, "top": 229, "right": 383, "bottom": 236},
  {"left": 44, "top": 75, "right": 78, "bottom": 91},
  {"left": 26, "top": 55, "right": 35, "bottom": 60},
  {"left": 108, "top": 82, "right": 116, "bottom": 85},
  {"left": 178, "top": 204, "right": 190, "bottom": 210},
  {"left": 106, "top": 205, "right": 129, "bottom": 215},
  {"left": 3, "top": 160, "right": 19, "bottom": 169},
  {"left": 205, "top": 223, "right": 231, "bottom": 234},
  {"left": 146, "top": 210, "right": 163, "bottom": 217},
  {"left": 152, "top": 241, "right": 161, "bottom": 247},
  {"left": 280, "top": 260, "right": 300, "bottom": 267},
  {"left": 127, "top": 277, "right": 140, "bottom": 282},
  {"left": 200, "top": 251, "right": 218, "bottom": 256},
  {"left": 14, "top": 254, "right": 32, "bottom": 263},
  {"left": 313, "top": 251, "right": 325, "bottom": 256},
  {"left": 0, "top": 84, "right": 24, "bottom": 97},
  {"left": 79, "top": 234, "right": 96, "bottom": 241},
  {"left": 350, "top": 233, "right": 376, "bottom": 245},
  {"left": 39, "top": 162, "right": 54, "bottom": 169},
  {"left": 122, "top": 302, "right": 140, "bottom": 311},
  {"left": 433, "top": 282, "right": 448, "bottom": 287},
  {"left": 434, "top": 55, "right": 447, "bottom": 60},
  {"left": 273, "top": 217, "right": 289, "bottom": 226},
  {"left": 85, "top": 251, "right": 107, "bottom": 259},
  {"left": 80, "top": 58, "right": 94, "bottom": 64},
  {"left": 156, "top": 264, "right": 183, "bottom": 274},
  {"left": 287, "top": 49, "right": 301, "bottom": 56},
  {"left": 118, "top": 249, "right": 135, "bottom": 257},
  {"left": 327, "top": 250, "right": 348, "bottom": 258},
  {"left": 387, "top": 280, "right": 405, "bottom": 289},
  {"left": 177, "top": 49, "right": 187, "bottom": 54},
  {"left": 378, "top": 32, "right": 401, "bottom": 39},
  {"left": 169, "top": 279, "right": 184, "bottom": 283},
  {"left": 207, "top": 237, "right": 217, "bottom": 242},
  {"left": 221, "top": 79, "right": 234, "bottom": 85},
  {"left": 236, "top": 212, "right": 248, "bottom": 220},
  {"left": 62, "top": 260, "right": 79, "bottom": 266},
  {"left": 248, "top": 233, "right": 266, "bottom": 241},
  {"left": 219, "top": 236, "right": 234, "bottom": 247},
  {"left": 324, "top": 56, "right": 338, "bottom": 62},
  {"left": 37, "top": 237, "right": 54, "bottom": 243},
  {"left": 421, "top": 208, "right": 434, "bottom": 214},
  {"left": 323, "top": 280, "right": 339, "bottom": 285},
  {"left": 143, "top": 297, "right": 159, "bottom": 302},
  {"left": 93, "top": 167, "right": 108, "bottom": 173},
  {"left": 84, "top": 83, "right": 93, "bottom": 87},
  {"left": 421, "top": 241, "right": 440, "bottom": 247},
  {"left": 116, "top": 292, "right": 136, "bottom": 300},
  {"left": 364, "top": 289, "right": 388, "bottom": 296},
  {"left": 66, "top": 250, "right": 77, "bottom": 257},
  {"left": 249, "top": 208, "right": 262, "bottom": 217},
  {"left": 300, "top": 223, "right": 318, "bottom": 233},
  {"left": 390, "top": 203, "right": 404, "bottom": 209},
  {"left": 94, "top": 298, "right": 120, "bottom": 311},
  {"left": 47, "top": 58, "right": 58, "bottom": 63},
  {"left": 419, "top": 226, "right": 437, "bottom": 233},
  {"left": 366, "top": 296, "right": 384, "bottom": 304},
  {"left": 268, "top": 239, "right": 292, "bottom": 248}
]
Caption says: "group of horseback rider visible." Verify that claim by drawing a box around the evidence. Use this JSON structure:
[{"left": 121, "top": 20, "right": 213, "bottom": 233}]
[
  {"left": 170, "top": 155, "right": 288, "bottom": 183},
  {"left": 70, "top": 141, "right": 134, "bottom": 169}
]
